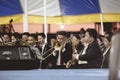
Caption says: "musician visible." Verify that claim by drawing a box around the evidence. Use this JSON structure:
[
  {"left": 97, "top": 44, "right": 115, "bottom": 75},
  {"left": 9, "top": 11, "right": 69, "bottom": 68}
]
[
  {"left": 101, "top": 34, "right": 112, "bottom": 68},
  {"left": 21, "top": 32, "right": 29, "bottom": 42},
  {"left": 27, "top": 34, "right": 40, "bottom": 57},
  {"left": 11, "top": 33, "right": 21, "bottom": 46},
  {"left": 50, "top": 37, "right": 57, "bottom": 47},
  {"left": 19, "top": 32, "right": 30, "bottom": 46},
  {"left": 97, "top": 35, "right": 105, "bottom": 53},
  {"left": 27, "top": 34, "right": 41, "bottom": 69},
  {"left": 72, "top": 29, "right": 103, "bottom": 68},
  {"left": 66, "top": 34, "right": 84, "bottom": 68},
  {"left": 72, "top": 34, "right": 84, "bottom": 53},
  {"left": 27, "top": 34, "right": 37, "bottom": 47},
  {"left": 37, "top": 33, "right": 51, "bottom": 69},
  {"left": 79, "top": 28, "right": 85, "bottom": 39},
  {"left": 51, "top": 31, "right": 73, "bottom": 69},
  {"left": 3, "top": 33, "right": 11, "bottom": 46}
]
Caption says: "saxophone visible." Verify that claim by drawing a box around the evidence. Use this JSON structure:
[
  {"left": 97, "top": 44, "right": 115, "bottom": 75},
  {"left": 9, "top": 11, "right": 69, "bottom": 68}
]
[{"left": 66, "top": 41, "right": 78, "bottom": 68}]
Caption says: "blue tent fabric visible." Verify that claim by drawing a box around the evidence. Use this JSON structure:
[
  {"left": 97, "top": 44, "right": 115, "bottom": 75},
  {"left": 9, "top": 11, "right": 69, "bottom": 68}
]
[
  {"left": 60, "top": 0, "right": 100, "bottom": 15},
  {"left": 0, "top": 0, "right": 120, "bottom": 24},
  {"left": 0, "top": 0, "right": 23, "bottom": 17}
]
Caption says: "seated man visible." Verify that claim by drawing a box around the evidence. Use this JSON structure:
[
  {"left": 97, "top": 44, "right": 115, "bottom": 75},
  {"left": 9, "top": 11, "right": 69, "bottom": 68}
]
[
  {"left": 66, "top": 34, "right": 84, "bottom": 68},
  {"left": 50, "top": 31, "right": 73, "bottom": 69},
  {"left": 37, "top": 33, "right": 52, "bottom": 69},
  {"left": 72, "top": 28, "right": 103, "bottom": 68},
  {"left": 20, "top": 32, "right": 30, "bottom": 46},
  {"left": 27, "top": 34, "right": 40, "bottom": 69},
  {"left": 101, "top": 33, "right": 112, "bottom": 68},
  {"left": 3, "top": 33, "right": 11, "bottom": 46}
]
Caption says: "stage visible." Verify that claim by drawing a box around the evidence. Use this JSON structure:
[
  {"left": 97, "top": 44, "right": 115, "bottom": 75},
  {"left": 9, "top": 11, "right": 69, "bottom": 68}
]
[{"left": 0, "top": 69, "right": 116, "bottom": 80}]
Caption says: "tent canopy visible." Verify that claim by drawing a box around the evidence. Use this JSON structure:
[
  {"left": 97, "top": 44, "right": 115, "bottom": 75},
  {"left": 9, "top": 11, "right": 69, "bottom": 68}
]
[{"left": 0, "top": 0, "right": 120, "bottom": 24}]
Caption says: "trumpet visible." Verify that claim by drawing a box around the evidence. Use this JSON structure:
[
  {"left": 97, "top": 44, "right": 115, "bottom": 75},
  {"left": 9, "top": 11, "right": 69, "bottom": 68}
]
[{"left": 38, "top": 41, "right": 62, "bottom": 60}]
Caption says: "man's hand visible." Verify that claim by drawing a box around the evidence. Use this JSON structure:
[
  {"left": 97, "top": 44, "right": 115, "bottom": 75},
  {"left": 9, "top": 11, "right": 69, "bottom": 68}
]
[{"left": 72, "top": 54, "right": 77, "bottom": 59}]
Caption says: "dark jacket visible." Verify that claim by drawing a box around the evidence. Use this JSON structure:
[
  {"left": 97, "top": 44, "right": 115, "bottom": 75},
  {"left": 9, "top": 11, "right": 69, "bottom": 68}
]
[
  {"left": 37, "top": 43, "right": 52, "bottom": 69},
  {"left": 61, "top": 43, "right": 73, "bottom": 64},
  {"left": 102, "top": 46, "right": 111, "bottom": 68},
  {"left": 78, "top": 40, "right": 103, "bottom": 68},
  {"left": 49, "top": 43, "right": 73, "bottom": 68}
]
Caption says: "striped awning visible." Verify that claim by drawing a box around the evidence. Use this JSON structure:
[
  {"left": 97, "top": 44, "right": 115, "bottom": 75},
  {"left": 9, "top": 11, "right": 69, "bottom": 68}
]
[{"left": 0, "top": 0, "right": 120, "bottom": 24}]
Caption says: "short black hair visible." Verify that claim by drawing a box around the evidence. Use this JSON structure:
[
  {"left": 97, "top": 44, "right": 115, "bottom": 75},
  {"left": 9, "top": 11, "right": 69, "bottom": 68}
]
[
  {"left": 80, "top": 28, "right": 85, "bottom": 34},
  {"left": 56, "top": 31, "right": 68, "bottom": 37},
  {"left": 105, "top": 33, "right": 113, "bottom": 42},
  {"left": 73, "top": 34, "right": 80, "bottom": 40},
  {"left": 29, "top": 34, "right": 37, "bottom": 40},
  {"left": 3, "top": 33, "right": 11, "bottom": 37},
  {"left": 22, "top": 32, "right": 30, "bottom": 36},
  {"left": 38, "top": 33, "right": 46, "bottom": 38},
  {"left": 3, "top": 33, "right": 11, "bottom": 40},
  {"left": 86, "top": 28, "right": 97, "bottom": 40}
]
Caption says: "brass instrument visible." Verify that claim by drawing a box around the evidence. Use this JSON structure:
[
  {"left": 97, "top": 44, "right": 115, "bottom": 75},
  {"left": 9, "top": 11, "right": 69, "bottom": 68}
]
[
  {"left": 0, "top": 40, "right": 26, "bottom": 47},
  {"left": 3, "top": 39, "right": 28, "bottom": 46},
  {"left": 4, "top": 42, "right": 16, "bottom": 46},
  {"left": 0, "top": 41, "right": 15, "bottom": 46},
  {"left": 0, "top": 41, "right": 3, "bottom": 46},
  {"left": 38, "top": 41, "right": 62, "bottom": 60},
  {"left": 66, "top": 57, "right": 78, "bottom": 68},
  {"left": 66, "top": 39, "right": 78, "bottom": 68},
  {"left": 38, "top": 37, "right": 73, "bottom": 60},
  {"left": 19, "top": 40, "right": 28, "bottom": 46},
  {"left": 38, "top": 37, "right": 72, "bottom": 60}
]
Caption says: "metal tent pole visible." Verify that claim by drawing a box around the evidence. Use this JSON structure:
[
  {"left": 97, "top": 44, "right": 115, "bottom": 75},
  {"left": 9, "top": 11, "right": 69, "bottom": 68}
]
[
  {"left": 43, "top": 0, "right": 47, "bottom": 43},
  {"left": 100, "top": 14, "right": 104, "bottom": 35},
  {"left": 23, "top": 0, "right": 28, "bottom": 32}
]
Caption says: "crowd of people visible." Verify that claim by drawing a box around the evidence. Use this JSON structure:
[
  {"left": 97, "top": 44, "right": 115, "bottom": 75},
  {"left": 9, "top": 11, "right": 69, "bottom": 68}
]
[{"left": 0, "top": 28, "right": 119, "bottom": 69}]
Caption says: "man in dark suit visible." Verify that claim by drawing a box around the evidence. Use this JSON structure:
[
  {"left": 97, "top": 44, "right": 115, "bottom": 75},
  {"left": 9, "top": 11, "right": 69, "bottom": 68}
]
[
  {"left": 72, "top": 28, "right": 103, "bottom": 68},
  {"left": 37, "top": 33, "right": 51, "bottom": 69},
  {"left": 102, "top": 33, "right": 112, "bottom": 68},
  {"left": 50, "top": 31, "right": 73, "bottom": 69}
]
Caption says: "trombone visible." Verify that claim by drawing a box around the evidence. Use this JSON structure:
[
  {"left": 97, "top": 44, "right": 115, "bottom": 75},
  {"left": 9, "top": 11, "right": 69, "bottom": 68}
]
[
  {"left": 38, "top": 41, "right": 62, "bottom": 60},
  {"left": 38, "top": 37, "right": 73, "bottom": 60},
  {"left": 38, "top": 37, "right": 72, "bottom": 60}
]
